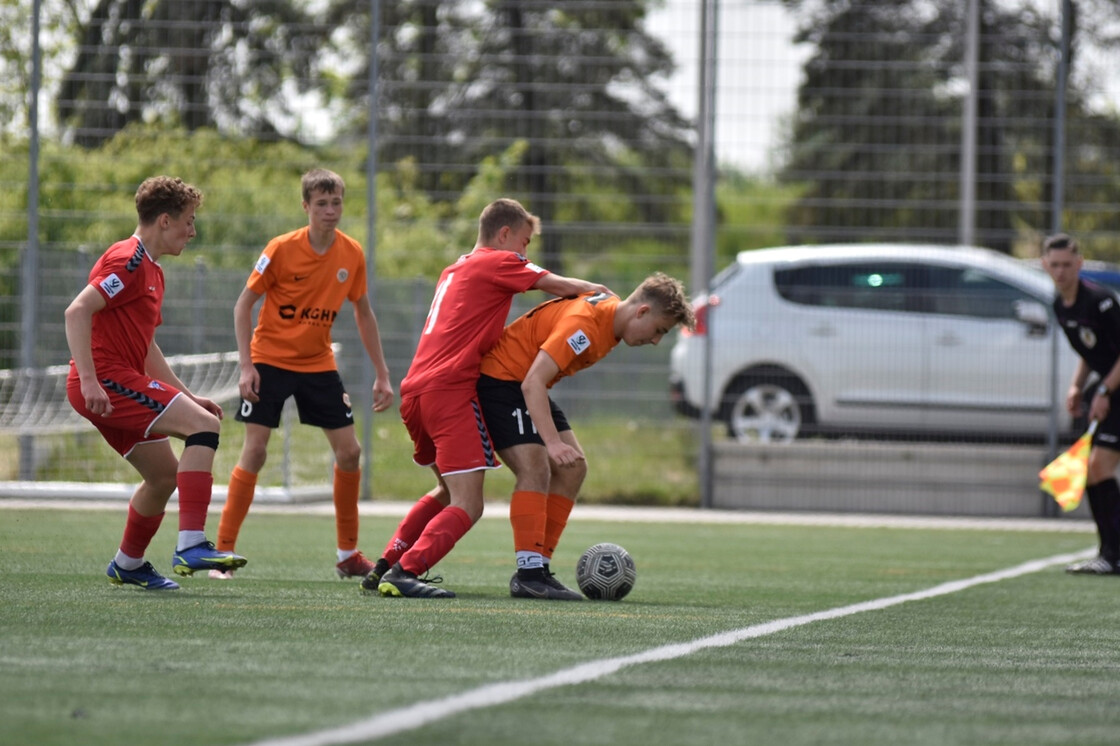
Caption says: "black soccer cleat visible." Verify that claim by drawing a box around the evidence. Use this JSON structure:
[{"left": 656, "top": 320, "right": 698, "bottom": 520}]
[
  {"left": 359, "top": 557, "right": 392, "bottom": 594},
  {"left": 378, "top": 563, "right": 456, "bottom": 598},
  {"left": 510, "top": 569, "right": 583, "bottom": 601}
]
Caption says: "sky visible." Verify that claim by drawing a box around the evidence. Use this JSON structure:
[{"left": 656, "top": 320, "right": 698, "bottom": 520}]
[{"left": 644, "top": 0, "right": 809, "bottom": 173}]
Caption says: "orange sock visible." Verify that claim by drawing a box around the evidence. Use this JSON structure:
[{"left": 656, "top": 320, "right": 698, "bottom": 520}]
[
  {"left": 543, "top": 494, "right": 575, "bottom": 560},
  {"left": 510, "top": 490, "right": 548, "bottom": 554},
  {"left": 333, "top": 465, "right": 361, "bottom": 552},
  {"left": 218, "top": 465, "right": 257, "bottom": 551}
]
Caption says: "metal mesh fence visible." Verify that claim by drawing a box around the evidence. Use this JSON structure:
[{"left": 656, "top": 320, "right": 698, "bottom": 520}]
[{"left": 3, "top": 0, "right": 1120, "bottom": 513}]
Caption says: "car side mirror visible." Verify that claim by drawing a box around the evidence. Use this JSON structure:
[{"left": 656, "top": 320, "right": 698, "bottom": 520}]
[{"left": 1013, "top": 299, "right": 1050, "bottom": 333}]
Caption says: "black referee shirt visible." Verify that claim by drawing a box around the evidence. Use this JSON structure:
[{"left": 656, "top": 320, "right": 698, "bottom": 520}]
[{"left": 1053, "top": 279, "right": 1120, "bottom": 377}]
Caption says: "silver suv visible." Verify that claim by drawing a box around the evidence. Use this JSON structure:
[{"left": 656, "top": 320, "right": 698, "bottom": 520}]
[{"left": 669, "top": 244, "right": 1079, "bottom": 442}]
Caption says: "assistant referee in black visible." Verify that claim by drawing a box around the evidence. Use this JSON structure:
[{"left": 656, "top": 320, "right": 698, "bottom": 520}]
[{"left": 1044, "top": 233, "right": 1120, "bottom": 574}]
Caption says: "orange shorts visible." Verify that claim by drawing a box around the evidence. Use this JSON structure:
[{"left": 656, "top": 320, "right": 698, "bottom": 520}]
[
  {"left": 400, "top": 387, "right": 500, "bottom": 476},
  {"left": 67, "top": 364, "right": 181, "bottom": 457}
]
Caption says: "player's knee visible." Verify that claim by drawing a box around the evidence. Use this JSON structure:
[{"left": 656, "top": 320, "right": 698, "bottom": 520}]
[
  {"left": 184, "top": 431, "right": 220, "bottom": 451},
  {"left": 149, "top": 471, "right": 178, "bottom": 497},
  {"left": 334, "top": 443, "right": 361, "bottom": 472},
  {"left": 239, "top": 442, "right": 268, "bottom": 471}
]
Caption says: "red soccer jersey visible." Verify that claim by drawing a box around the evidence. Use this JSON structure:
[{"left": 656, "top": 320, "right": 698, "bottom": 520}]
[
  {"left": 246, "top": 226, "right": 368, "bottom": 372},
  {"left": 85, "top": 236, "right": 164, "bottom": 373},
  {"left": 479, "top": 292, "right": 621, "bottom": 387},
  {"left": 400, "top": 247, "right": 548, "bottom": 396}
]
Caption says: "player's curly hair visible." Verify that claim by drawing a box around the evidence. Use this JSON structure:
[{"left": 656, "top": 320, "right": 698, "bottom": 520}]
[
  {"left": 134, "top": 176, "right": 203, "bottom": 225},
  {"left": 634, "top": 272, "right": 696, "bottom": 331}
]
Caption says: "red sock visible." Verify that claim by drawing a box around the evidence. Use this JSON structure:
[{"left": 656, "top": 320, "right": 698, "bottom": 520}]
[
  {"left": 333, "top": 465, "right": 361, "bottom": 551},
  {"left": 399, "top": 506, "right": 472, "bottom": 575},
  {"left": 119, "top": 505, "right": 165, "bottom": 559},
  {"left": 218, "top": 465, "right": 257, "bottom": 551},
  {"left": 177, "top": 471, "right": 213, "bottom": 532},
  {"left": 382, "top": 494, "right": 445, "bottom": 565}
]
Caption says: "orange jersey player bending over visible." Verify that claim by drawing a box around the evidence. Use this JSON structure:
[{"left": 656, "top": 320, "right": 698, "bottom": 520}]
[{"left": 476, "top": 272, "right": 695, "bottom": 599}]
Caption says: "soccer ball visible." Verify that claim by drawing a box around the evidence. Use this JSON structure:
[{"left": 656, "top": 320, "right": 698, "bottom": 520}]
[{"left": 575, "top": 542, "right": 636, "bottom": 601}]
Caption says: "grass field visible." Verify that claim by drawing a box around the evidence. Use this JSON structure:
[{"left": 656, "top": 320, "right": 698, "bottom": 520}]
[{"left": 2, "top": 503, "right": 1117, "bottom": 746}]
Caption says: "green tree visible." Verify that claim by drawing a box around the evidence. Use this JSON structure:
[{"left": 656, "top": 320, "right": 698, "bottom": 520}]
[
  {"left": 332, "top": 0, "right": 694, "bottom": 273},
  {"left": 55, "top": 0, "right": 333, "bottom": 146},
  {"left": 778, "top": 0, "right": 1120, "bottom": 253}
]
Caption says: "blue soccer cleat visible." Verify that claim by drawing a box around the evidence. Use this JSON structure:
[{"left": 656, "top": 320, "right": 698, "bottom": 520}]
[
  {"left": 171, "top": 541, "right": 248, "bottom": 577},
  {"left": 107, "top": 560, "right": 180, "bottom": 590}
]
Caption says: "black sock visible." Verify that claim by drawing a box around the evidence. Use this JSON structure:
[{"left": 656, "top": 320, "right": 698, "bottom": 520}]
[
  {"left": 517, "top": 567, "right": 545, "bottom": 581},
  {"left": 1086, "top": 478, "right": 1120, "bottom": 562}
]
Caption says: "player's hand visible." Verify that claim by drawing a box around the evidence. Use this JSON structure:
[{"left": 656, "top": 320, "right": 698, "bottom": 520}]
[
  {"left": 239, "top": 366, "right": 261, "bottom": 403},
  {"left": 1066, "top": 386, "right": 1082, "bottom": 416},
  {"left": 547, "top": 441, "right": 585, "bottom": 468},
  {"left": 1090, "top": 394, "right": 1110, "bottom": 424},
  {"left": 194, "top": 396, "right": 224, "bottom": 420},
  {"left": 371, "top": 379, "right": 395, "bottom": 413},
  {"left": 82, "top": 379, "right": 113, "bottom": 417}
]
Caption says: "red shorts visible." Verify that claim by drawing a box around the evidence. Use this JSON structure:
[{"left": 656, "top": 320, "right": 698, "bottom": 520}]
[
  {"left": 67, "top": 364, "right": 182, "bottom": 457},
  {"left": 400, "top": 387, "right": 500, "bottom": 476}
]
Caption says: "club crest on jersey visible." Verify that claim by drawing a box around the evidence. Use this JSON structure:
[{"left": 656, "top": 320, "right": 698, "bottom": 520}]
[
  {"left": 337, "top": 269, "right": 348, "bottom": 283},
  {"left": 1101, "top": 297, "right": 1115, "bottom": 313},
  {"left": 1080, "top": 327, "right": 1098, "bottom": 349},
  {"left": 566, "top": 329, "right": 591, "bottom": 355},
  {"left": 99, "top": 273, "right": 124, "bottom": 298},
  {"left": 254, "top": 254, "right": 270, "bottom": 275}
]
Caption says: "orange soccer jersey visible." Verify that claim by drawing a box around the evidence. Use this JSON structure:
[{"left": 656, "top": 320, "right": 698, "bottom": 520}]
[
  {"left": 246, "top": 226, "right": 367, "bottom": 372},
  {"left": 479, "top": 291, "right": 621, "bottom": 386}
]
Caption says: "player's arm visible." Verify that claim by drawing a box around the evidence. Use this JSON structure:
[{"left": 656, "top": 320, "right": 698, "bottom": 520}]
[
  {"left": 533, "top": 273, "right": 614, "bottom": 299},
  {"left": 144, "top": 341, "right": 224, "bottom": 419},
  {"left": 1067, "top": 359, "right": 1091, "bottom": 416},
  {"left": 233, "top": 285, "right": 263, "bottom": 402},
  {"left": 352, "top": 294, "right": 395, "bottom": 412},
  {"left": 64, "top": 284, "right": 112, "bottom": 416},
  {"left": 521, "top": 351, "right": 583, "bottom": 467}
]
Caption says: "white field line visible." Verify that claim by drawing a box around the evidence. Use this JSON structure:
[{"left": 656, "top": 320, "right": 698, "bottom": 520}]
[{"left": 246, "top": 547, "right": 1095, "bottom": 746}]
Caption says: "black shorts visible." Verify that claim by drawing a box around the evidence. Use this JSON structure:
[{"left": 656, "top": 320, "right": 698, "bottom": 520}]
[
  {"left": 477, "top": 374, "right": 570, "bottom": 451},
  {"left": 1094, "top": 392, "right": 1120, "bottom": 451},
  {"left": 236, "top": 363, "right": 353, "bottom": 430}
]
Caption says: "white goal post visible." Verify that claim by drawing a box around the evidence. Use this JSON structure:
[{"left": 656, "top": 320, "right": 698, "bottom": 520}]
[{"left": 0, "top": 351, "right": 241, "bottom": 435}]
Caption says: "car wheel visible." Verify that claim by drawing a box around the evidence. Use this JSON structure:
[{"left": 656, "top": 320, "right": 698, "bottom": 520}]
[{"left": 721, "top": 371, "right": 813, "bottom": 443}]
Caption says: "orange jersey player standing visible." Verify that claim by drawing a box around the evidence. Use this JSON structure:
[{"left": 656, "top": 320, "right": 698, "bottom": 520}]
[
  {"left": 364, "top": 198, "right": 613, "bottom": 599},
  {"left": 477, "top": 273, "right": 695, "bottom": 599},
  {"left": 214, "top": 168, "right": 394, "bottom": 581}
]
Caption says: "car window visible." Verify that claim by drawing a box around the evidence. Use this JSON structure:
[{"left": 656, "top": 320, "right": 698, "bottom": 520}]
[
  {"left": 774, "top": 262, "right": 920, "bottom": 312},
  {"left": 924, "top": 266, "right": 1035, "bottom": 319}
]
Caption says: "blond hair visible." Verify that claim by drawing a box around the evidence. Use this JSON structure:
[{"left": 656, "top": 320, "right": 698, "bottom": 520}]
[{"left": 632, "top": 272, "right": 696, "bottom": 331}]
